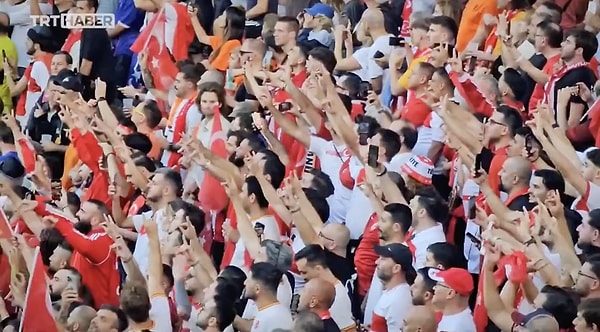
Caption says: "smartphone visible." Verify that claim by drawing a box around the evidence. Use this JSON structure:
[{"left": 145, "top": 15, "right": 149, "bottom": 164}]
[
  {"left": 474, "top": 151, "right": 483, "bottom": 176},
  {"left": 466, "top": 232, "right": 482, "bottom": 245},
  {"left": 358, "top": 81, "right": 372, "bottom": 100},
  {"left": 262, "top": 50, "right": 273, "bottom": 70},
  {"left": 278, "top": 102, "right": 292, "bottom": 113},
  {"left": 467, "top": 56, "right": 478, "bottom": 74},
  {"left": 389, "top": 36, "right": 403, "bottom": 47},
  {"left": 358, "top": 122, "right": 370, "bottom": 145},
  {"left": 251, "top": 112, "right": 263, "bottom": 132},
  {"left": 367, "top": 145, "right": 379, "bottom": 168},
  {"left": 373, "top": 51, "right": 384, "bottom": 59}
]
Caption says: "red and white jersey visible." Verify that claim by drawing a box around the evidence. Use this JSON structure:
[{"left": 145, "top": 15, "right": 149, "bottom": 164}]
[
  {"left": 62, "top": 29, "right": 82, "bottom": 71},
  {"left": 571, "top": 181, "right": 600, "bottom": 214},
  {"left": 370, "top": 283, "right": 413, "bottom": 332},
  {"left": 438, "top": 308, "right": 476, "bottom": 332},
  {"left": 229, "top": 215, "right": 281, "bottom": 269},
  {"left": 405, "top": 224, "right": 446, "bottom": 269},
  {"left": 160, "top": 96, "right": 202, "bottom": 167}
]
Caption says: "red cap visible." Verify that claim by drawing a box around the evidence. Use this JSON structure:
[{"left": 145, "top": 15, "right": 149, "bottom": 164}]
[{"left": 430, "top": 268, "right": 474, "bottom": 296}]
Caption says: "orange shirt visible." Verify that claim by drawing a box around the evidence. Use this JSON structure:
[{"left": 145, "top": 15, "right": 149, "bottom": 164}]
[
  {"left": 61, "top": 143, "right": 79, "bottom": 190},
  {"left": 208, "top": 36, "right": 242, "bottom": 72},
  {"left": 139, "top": 128, "right": 162, "bottom": 160},
  {"left": 456, "top": 0, "right": 498, "bottom": 52}
]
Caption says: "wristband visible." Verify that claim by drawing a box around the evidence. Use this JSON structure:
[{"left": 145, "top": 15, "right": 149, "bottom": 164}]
[
  {"left": 523, "top": 237, "right": 536, "bottom": 246},
  {"left": 376, "top": 167, "right": 387, "bottom": 177},
  {"left": 551, "top": 123, "right": 559, "bottom": 129}
]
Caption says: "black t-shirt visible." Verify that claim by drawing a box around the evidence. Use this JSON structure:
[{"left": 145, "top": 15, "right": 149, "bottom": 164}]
[
  {"left": 79, "top": 28, "right": 115, "bottom": 82},
  {"left": 521, "top": 54, "right": 547, "bottom": 111},
  {"left": 342, "top": 0, "right": 365, "bottom": 29},
  {"left": 552, "top": 66, "right": 597, "bottom": 121},
  {"left": 506, "top": 194, "right": 534, "bottom": 211},
  {"left": 325, "top": 249, "right": 354, "bottom": 286},
  {"left": 51, "top": 5, "right": 70, "bottom": 45},
  {"left": 323, "top": 318, "right": 341, "bottom": 332}
]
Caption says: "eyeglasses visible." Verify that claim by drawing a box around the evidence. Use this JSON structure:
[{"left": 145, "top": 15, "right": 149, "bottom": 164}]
[
  {"left": 578, "top": 271, "right": 597, "bottom": 280},
  {"left": 318, "top": 231, "right": 335, "bottom": 242},
  {"left": 485, "top": 118, "right": 506, "bottom": 127}
]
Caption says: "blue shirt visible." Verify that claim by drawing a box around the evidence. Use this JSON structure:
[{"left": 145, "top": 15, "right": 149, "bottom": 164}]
[{"left": 114, "top": 0, "right": 145, "bottom": 56}]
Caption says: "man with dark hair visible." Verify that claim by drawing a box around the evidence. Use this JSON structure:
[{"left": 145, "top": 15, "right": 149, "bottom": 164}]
[
  {"left": 51, "top": 50, "right": 73, "bottom": 75},
  {"left": 273, "top": 16, "right": 299, "bottom": 57},
  {"left": 89, "top": 304, "right": 129, "bottom": 331},
  {"left": 428, "top": 15, "right": 458, "bottom": 45},
  {"left": 577, "top": 211, "right": 600, "bottom": 258},
  {"left": 49, "top": 199, "right": 120, "bottom": 308},
  {"left": 425, "top": 242, "right": 467, "bottom": 270},
  {"left": 532, "top": 1, "right": 563, "bottom": 25},
  {"left": 0, "top": 122, "right": 18, "bottom": 165},
  {"left": 574, "top": 298, "right": 600, "bottom": 330},
  {"left": 76, "top": 0, "right": 116, "bottom": 103},
  {"left": 243, "top": 262, "right": 293, "bottom": 331},
  {"left": 130, "top": 100, "right": 163, "bottom": 160},
  {"left": 295, "top": 244, "right": 356, "bottom": 331},
  {"left": 161, "top": 64, "right": 204, "bottom": 168}
]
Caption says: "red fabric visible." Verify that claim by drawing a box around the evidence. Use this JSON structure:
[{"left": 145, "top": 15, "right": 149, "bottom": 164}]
[
  {"left": 371, "top": 312, "right": 388, "bottom": 332},
  {"left": 350, "top": 101, "right": 365, "bottom": 122},
  {"left": 405, "top": 230, "right": 416, "bottom": 258},
  {"left": 0, "top": 255, "right": 10, "bottom": 310},
  {"left": 488, "top": 146, "right": 509, "bottom": 197},
  {"left": 543, "top": 61, "right": 589, "bottom": 106},
  {"left": 165, "top": 98, "right": 196, "bottom": 167},
  {"left": 399, "top": 0, "right": 412, "bottom": 39},
  {"left": 198, "top": 107, "right": 229, "bottom": 213},
  {"left": 450, "top": 72, "right": 495, "bottom": 118},
  {"left": 17, "top": 138, "right": 37, "bottom": 175},
  {"left": 126, "top": 195, "right": 146, "bottom": 217},
  {"left": 400, "top": 97, "right": 432, "bottom": 128},
  {"left": 339, "top": 156, "right": 355, "bottom": 190},
  {"left": 220, "top": 204, "right": 237, "bottom": 270},
  {"left": 502, "top": 98, "right": 527, "bottom": 121},
  {"left": 130, "top": 8, "right": 179, "bottom": 91},
  {"left": 16, "top": 52, "right": 52, "bottom": 116},
  {"left": 54, "top": 218, "right": 120, "bottom": 308},
  {"left": 528, "top": 54, "right": 561, "bottom": 112},
  {"left": 71, "top": 129, "right": 111, "bottom": 208},
  {"left": 354, "top": 213, "right": 379, "bottom": 297},
  {"left": 61, "top": 30, "right": 81, "bottom": 53},
  {"left": 447, "top": 206, "right": 464, "bottom": 245},
  {"left": 273, "top": 70, "right": 308, "bottom": 103},
  {"left": 20, "top": 248, "right": 57, "bottom": 332}
]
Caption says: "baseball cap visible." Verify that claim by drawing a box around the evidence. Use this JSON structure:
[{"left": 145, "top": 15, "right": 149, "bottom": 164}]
[
  {"left": 305, "top": 3, "right": 335, "bottom": 19},
  {"left": 429, "top": 267, "right": 474, "bottom": 296},
  {"left": 374, "top": 243, "right": 417, "bottom": 283},
  {"left": 511, "top": 308, "right": 555, "bottom": 328},
  {"left": 54, "top": 70, "right": 84, "bottom": 93},
  {"left": 401, "top": 155, "right": 434, "bottom": 185}
]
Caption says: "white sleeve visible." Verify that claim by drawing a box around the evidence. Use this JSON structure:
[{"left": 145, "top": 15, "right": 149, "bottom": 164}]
[
  {"left": 132, "top": 211, "right": 153, "bottom": 232},
  {"left": 414, "top": 246, "right": 427, "bottom": 270},
  {"left": 331, "top": 289, "right": 355, "bottom": 331},
  {"left": 586, "top": 182, "right": 600, "bottom": 210},
  {"left": 349, "top": 157, "right": 362, "bottom": 179},
  {"left": 31, "top": 61, "right": 50, "bottom": 91},
  {"left": 308, "top": 135, "right": 328, "bottom": 158},
  {"left": 149, "top": 295, "right": 173, "bottom": 332},
  {"left": 241, "top": 300, "right": 258, "bottom": 319},
  {"left": 430, "top": 114, "right": 445, "bottom": 143}
]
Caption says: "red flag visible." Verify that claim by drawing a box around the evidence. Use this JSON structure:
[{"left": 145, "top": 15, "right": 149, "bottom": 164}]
[
  {"left": 588, "top": 99, "right": 600, "bottom": 148},
  {"left": 198, "top": 107, "right": 229, "bottom": 213},
  {"left": 130, "top": 8, "right": 178, "bottom": 91},
  {"left": 0, "top": 207, "right": 12, "bottom": 239},
  {"left": 19, "top": 247, "right": 57, "bottom": 332},
  {"left": 16, "top": 138, "right": 36, "bottom": 176}
]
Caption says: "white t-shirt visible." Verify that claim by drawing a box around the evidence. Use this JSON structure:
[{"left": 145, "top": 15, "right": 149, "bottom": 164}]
[
  {"left": 363, "top": 272, "right": 382, "bottom": 326},
  {"left": 23, "top": 59, "right": 51, "bottom": 123},
  {"left": 251, "top": 302, "right": 293, "bottom": 332},
  {"left": 351, "top": 47, "right": 371, "bottom": 82},
  {"left": 230, "top": 215, "right": 281, "bottom": 269},
  {"left": 132, "top": 209, "right": 169, "bottom": 277},
  {"left": 370, "top": 283, "right": 413, "bottom": 332},
  {"left": 7, "top": 1, "right": 52, "bottom": 68},
  {"left": 437, "top": 308, "right": 476, "bottom": 332},
  {"left": 148, "top": 295, "right": 174, "bottom": 331},
  {"left": 331, "top": 281, "right": 355, "bottom": 331},
  {"left": 571, "top": 181, "right": 600, "bottom": 215},
  {"left": 243, "top": 277, "right": 293, "bottom": 319},
  {"left": 387, "top": 152, "right": 412, "bottom": 173},
  {"left": 290, "top": 228, "right": 307, "bottom": 294},
  {"left": 345, "top": 157, "right": 374, "bottom": 239},
  {"left": 160, "top": 101, "right": 203, "bottom": 167},
  {"left": 408, "top": 224, "right": 446, "bottom": 270},
  {"left": 309, "top": 136, "right": 352, "bottom": 223}
]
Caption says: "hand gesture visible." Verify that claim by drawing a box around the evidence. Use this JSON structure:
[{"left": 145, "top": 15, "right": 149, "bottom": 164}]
[
  {"left": 142, "top": 214, "right": 158, "bottom": 237},
  {"left": 2, "top": 57, "right": 11, "bottom": 78},
  {"left": 576, "top": 82, "right": 593, "bottom": 103},
  {"left": 61, "top": 287, "right": 79, "bottom": 306},
  {"left": 483, "top": 13, "right": 498, "bottom": 26},
  {"left": 110, "top": 238, "right": 133, "bottom": 261},
  {"left": 557, "top": 86, "right": 577, "bottom": 107},
  {"left": 244, "top": 151, "right": 262, "bottom": 175},
  {"left": 471, "top": 167, "right": 488, "bottom": 186},
  {"left": 187, "top": 4, "right": 199, "bottom": 19},
  {"left": 497, "top": 12, "right": 509, "bottom": 37},
  {"left": 138, "top": 50, "right": 148, "bottom": 69},
  {"left": 222, "top": 177, "right": 240, "bottom": 198},
  {"left": 8, "top": 273, "right": 27, "bottom": 308},
  {"left": 257, "top": 91, "right": 274, "bottom": 110},
  {"left": 389, "top": 47, "right": 407, "bottom": 69},
  {"left": 118, "top": 85, "right": 141, "bottom": 98},
  {"left": 94, "top": 78, "right": 107, "bottom": 100},
  {"left": 179, "top": 217, "right": 197, "bottom": 241},
  {"left": 482, "top": 243, "right": 501, "bottom": 270},
  {"left": 544, "top": 189, "right": 564, "bottom": 218},
  {"left": 2, "top": 114, "right": 18, "bottom": 131},
  {"left": 448, "top": 48, "right": 463, "bottom": 74},
  {"left": 514, "top": 207, "right": 533, "bottom": 242}
]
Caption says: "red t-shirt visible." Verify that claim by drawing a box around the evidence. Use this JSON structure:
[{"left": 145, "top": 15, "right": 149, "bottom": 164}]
[
  {"left": 529, "top": 54, "right": 561, "bottom": 112},
  {"left": 54, "top": 219, "right": 120, "bottom": 308},
  {"left": 354, "top": 213, "right": 379, "bottom": 297},
  {"left": 400, "top": 97, "right": 432, "bottom": 128}
]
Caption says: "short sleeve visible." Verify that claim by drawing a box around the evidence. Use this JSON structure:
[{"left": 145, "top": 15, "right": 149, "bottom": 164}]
[
  {"left": 132, "top": 210, "right": 153, "bottom": 232},
  {"left": 30, "top": 61, "right": 50, "bottom": 91},
  {"left": 430, "top": 113, "right": 445, "bottom": 143},
  {"left": 149, "top": 295, "right": 173, "bottom": 332},
  {"left": 241, "top": 300, "right": 258, "bottom": 319},
  {"left": 261, "top": 218, "right": 281, "bottom": 241}
]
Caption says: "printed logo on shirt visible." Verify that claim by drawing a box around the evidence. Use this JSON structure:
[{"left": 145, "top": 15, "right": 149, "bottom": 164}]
[{"left": 31, "top": 13, "right": 116, "bottom": 29}]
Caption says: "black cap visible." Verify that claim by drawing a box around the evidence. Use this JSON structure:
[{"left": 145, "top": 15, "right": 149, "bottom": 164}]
[
  {"left": 27, "top": 27, "right": 60, "bottom": 53},
  {"left": 0, "top": 158, "right": 25, "bottom": 179},
  {"left": 54, "top": 69, "right": 83, "bottom": 93},
  {"left": 374, "top": 243, "right": 417, "bottom": 283}
]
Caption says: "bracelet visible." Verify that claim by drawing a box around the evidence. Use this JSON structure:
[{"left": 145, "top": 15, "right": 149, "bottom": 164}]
[
  {"left": 551, "top": 123, "right": 559, "bottom": 129},
  {"left": 376, "top": 167, "right": 387, "bottom": 177},
  {"left": 97, "top": 97, "right": 107, "bottom": 102},
  {"left": 523, "top": 237, "right": 536, "bottom": 246},
  {"left": 290, "top": 207, "right": 301, "bottom": 213}
]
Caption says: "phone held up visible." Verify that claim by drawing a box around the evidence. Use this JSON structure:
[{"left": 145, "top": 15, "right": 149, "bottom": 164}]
[
  {"left": 358, "top": 122, "right": 370, "bottom": 146},
  {"left": 367, "top": 145, "right": 379, "bottom": 168}
]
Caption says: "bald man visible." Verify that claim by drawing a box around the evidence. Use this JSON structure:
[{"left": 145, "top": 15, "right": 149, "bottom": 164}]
[
  {"left": 499, "top": 156, "right": 534, "bottom": 211},
  {"left": 67, "top": 305, "right": 97, "bottom": 332},
  {"left": 320, "top": 223, "right": 350, "bottom": 259},
  {"left": 298, "top": 278, "right": 340, "bottom": 332},
  {"left": 403, "top": 306, "right": 437, "bottom": 332}
]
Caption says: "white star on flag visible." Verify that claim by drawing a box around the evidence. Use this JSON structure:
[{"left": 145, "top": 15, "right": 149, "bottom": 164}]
[{"left": 151, "top": 57, "right": 160, "bottom": 69}]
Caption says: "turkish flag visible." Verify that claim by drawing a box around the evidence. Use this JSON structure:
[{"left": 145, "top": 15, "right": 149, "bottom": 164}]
[
  {"left": 197, "top": 106, "right": 229, "bottom": 213},
  {"left": 587, "top": 99, "right": 600, "bottom": 147},
  {"left": 19, "top": 247, "right": 57, "bottom": 332},
  {"left": 16, "top": 138, "right": 36, "bottom": 176},
  {"left": 130, "top": 7, "right": 178, "bottom": 91}
]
